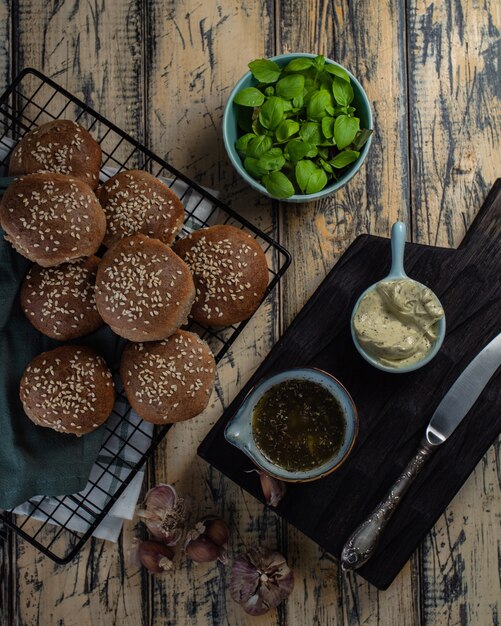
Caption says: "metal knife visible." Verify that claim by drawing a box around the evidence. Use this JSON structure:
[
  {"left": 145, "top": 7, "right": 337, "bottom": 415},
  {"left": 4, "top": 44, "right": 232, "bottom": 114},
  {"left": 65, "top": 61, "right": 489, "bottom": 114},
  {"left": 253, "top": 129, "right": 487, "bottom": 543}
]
[{"left": 340, "top": 332, "right": 501, "bottom": 571}]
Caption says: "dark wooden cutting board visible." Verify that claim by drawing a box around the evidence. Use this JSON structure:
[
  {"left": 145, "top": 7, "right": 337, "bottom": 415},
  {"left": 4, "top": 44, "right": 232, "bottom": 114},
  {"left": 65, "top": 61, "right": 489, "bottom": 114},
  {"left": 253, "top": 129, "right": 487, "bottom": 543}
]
[{"left": 198, "top": 180, "right": 501, "bottom": 590}]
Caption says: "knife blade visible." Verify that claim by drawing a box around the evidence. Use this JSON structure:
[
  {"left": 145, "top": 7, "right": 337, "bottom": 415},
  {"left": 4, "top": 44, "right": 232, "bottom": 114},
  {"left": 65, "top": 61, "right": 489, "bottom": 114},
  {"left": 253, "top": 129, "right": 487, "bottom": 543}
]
[
  {"left": 426, "top": 332, "right": 501, "bottom": 445},
  {"left": 341, "top": 332, "right": 501, "bottom": 571}
]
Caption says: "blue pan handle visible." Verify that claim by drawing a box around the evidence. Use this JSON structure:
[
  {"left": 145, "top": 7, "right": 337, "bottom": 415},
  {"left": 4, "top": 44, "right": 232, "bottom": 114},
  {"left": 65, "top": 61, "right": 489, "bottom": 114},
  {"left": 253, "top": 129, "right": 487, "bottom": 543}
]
[{"left": 388, "top": 221, "right": 407, "bottom": 278}]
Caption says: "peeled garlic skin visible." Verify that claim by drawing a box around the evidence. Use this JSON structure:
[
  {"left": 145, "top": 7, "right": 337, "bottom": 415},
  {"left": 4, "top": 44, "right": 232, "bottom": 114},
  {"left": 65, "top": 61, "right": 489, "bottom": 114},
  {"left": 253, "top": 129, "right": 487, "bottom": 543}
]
[{"left": 230, "top": 546, "right": 294, "bottom": 615}]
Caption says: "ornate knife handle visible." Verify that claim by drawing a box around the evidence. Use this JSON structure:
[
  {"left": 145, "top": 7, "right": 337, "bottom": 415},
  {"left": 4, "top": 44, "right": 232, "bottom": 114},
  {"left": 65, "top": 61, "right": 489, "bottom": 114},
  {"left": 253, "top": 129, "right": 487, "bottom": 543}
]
[{"left": 340, "top": 438, "right": 437, "bottom": 571}]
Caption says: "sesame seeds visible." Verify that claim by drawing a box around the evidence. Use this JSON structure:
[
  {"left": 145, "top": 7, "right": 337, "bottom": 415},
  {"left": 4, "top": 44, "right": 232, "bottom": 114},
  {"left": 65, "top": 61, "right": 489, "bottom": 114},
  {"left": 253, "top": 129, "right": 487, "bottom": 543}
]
[
  {"left": 16, "top": 121, "right": 87, "bottom": 177},
  {"left": 21, "top": 349, "right": 112, "bottom": 433},
  {"left": 123, "top": 331, "right": 215, "bottom": 420},
  {"left": 2, "top": 174, "right": 101, "bottom": 261},
  {"left": 100, "top": 171, "right": 183, "bottom": 244},
  {"left": 22, "top": 260, "right": 100, "bottom": 338},
  {"left": 178, "top": 232, "right": 260, "bottom": 321},
  {"left": 97, "top": 236, "right": 193, "bottom": 337},
  {"left": 31, "top": 142, "right": 73, "bottom": 174},
  {"left": 101, "top": 250, "right": 167, "bottom": 321}
]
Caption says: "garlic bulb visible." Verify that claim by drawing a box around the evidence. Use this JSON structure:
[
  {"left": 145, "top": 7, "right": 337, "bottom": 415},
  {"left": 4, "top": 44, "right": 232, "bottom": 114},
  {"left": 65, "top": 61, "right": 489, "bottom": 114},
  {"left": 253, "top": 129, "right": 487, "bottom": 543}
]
[
  {"left": 185, "top": 515, "right": 228, "bottom": 564},
  {"left": 127, "top": 538, "right": 174, "bottom": 574},
  {"left": 230, "top": 546, "right": 294, "bottom": 615},
  {"left": 136, "top": 484, "right": 186, "bottom": 545}
]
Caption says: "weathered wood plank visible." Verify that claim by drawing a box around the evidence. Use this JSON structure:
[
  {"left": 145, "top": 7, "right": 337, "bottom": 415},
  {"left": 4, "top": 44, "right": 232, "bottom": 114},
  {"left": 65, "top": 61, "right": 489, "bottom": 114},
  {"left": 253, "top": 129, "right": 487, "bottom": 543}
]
[
  {"left": 276, "top": 0, "right": 418, "bottom": 623},
  {"left": 0, "top": 0, "right": 9, "bottom": 91},
  {"left": 421, "top": 450, "right": 501, "bottom": 626},
  {"left": 145, "top": 0, "right": 277, "bottom": 218},
  {"left": 407, "top": 1, "right": 501, "bottom": 623},
  {"left": 14, "top": 0, "right": 145, "bottom": 141},
  {"left": 144, "top": 2, "right": 283, "bottom": 625},
  {"left": 9, "top": 2, "right": 147, "bottom": 625},
  {"left": 408, "top": 0, "right": 501, "bottom": 248},
  {"left": 277, "top": 0, "right": 410, "bottom": 322}
]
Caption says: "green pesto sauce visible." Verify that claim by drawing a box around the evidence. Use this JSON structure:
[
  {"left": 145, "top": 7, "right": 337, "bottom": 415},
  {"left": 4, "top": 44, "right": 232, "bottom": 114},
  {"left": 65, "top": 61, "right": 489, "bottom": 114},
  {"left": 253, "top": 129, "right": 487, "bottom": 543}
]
[{"left": 252, "top": 379, "right": 346, "bottom": 472}]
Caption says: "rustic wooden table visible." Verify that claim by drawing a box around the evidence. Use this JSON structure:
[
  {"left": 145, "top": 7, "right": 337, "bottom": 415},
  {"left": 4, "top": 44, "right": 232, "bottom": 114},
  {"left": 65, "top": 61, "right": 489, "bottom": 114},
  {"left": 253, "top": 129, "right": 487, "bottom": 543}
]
[{"left": 0, "top": 1, "right": 499, "bottom": 625}]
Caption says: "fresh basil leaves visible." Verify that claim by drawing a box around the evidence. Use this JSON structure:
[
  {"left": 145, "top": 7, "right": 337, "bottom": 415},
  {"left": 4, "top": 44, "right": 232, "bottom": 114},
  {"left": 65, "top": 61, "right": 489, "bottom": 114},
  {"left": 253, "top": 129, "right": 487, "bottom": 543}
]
[
  {"left": 234, "top": 87, "right": 265, "bottom": 107},
  {"left": 248, "top": 59, "right": 282, "bottom": 83},
  {"left": 275, "top": 119, "right": 300, "bottom": 143},
  {"left": 334, "top": 115, "right": 360, "bottom": 150},
  {"left": 332, "top": 76, "right": 354, "bottom": 107},
  {"left": 276, "top": 74, "right": 305, "bottom": 100},
  {"left": 258, "top": 97, "right": 285, "bottom": 130},
  {"left": 262, "top": 171, "right": 295, "bottom": 198},
  {"left": 235, "top": 55, "right": 372, "bottom": 198},
  {"left": 295, "top": 160, "right": 328, "bottom": 194}
]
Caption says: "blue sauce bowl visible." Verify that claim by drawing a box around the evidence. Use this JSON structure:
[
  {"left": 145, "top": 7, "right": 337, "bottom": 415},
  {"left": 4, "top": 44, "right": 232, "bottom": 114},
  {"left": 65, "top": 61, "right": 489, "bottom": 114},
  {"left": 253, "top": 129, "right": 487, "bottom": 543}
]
[
  {"left": 222, "top": 52, "right": 373, "bottom": 203},
  {"left": 224, "top": 368, "right": 359, "bottom": 482},
  {"left": 351, "top": 221, "right": 446, "bottom": 373}
]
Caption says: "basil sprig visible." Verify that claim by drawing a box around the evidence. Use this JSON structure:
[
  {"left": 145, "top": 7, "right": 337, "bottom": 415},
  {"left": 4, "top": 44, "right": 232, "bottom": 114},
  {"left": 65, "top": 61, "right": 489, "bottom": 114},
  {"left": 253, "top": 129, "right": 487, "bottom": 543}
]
[{"left": 234, "top": 55, "right": 372, "bottom": 199}]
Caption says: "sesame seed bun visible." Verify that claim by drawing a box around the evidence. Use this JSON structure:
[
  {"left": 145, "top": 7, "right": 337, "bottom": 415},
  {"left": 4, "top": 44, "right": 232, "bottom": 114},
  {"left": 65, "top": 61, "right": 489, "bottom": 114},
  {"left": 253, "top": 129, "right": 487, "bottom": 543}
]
[
  {"left": 120, "top": 330, "right": 215, "bottom": 424},
  {"left": 20, "top": 346, "right": 115, "bottom": 436},
  {"left": 95, "top": 234, "right": 195, "bottom": 342},
  {"left": 172, "top": 225, "right": 269, "bottom": 327},
  {"left": 8, "top": 120, "right": 102, "bottom": 189},
  {"left": 97, "top": 170, "right": 184, "bottom": 248},
  {"left": 0, "top": 172, "right": 106, "bottom": 267},
  {"left": 20, "top": 256, "right": 104, "bottom": 340}
]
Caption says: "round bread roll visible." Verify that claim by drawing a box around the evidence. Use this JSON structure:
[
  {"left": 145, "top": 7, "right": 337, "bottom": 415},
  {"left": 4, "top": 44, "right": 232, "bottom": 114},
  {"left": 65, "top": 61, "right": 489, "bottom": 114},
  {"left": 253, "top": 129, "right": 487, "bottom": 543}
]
[
  {"left": 8, "top": 120, "right": 101, "bottom": 189},
  {"left": 97, "top": 170, "right": 184, "bottom": 248},
  {"left": 20, "top": 256, "right": 103, "bottom": 340},
  {"left": 172, "top": 225, "right": 268, "bottom": 326},
  {"left": 0, "top": 172, "right": 106, "bottom": 267},
  {"left": 95, "top": 234, "right": 195, "bottom": 341},
  {"left": 120, "top": 330, "right": 216, "bottom": 424},
  {"left": 19, "top": 346, "right": 115, "bottom": 436}
]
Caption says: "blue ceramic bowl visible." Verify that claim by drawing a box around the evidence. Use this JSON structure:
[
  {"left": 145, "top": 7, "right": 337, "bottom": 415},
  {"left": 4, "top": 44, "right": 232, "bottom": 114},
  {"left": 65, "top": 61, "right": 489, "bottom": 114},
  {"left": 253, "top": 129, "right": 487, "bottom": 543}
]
[
  {"left": 224, "top": 368, "right": 359, "bottom": 482},
  {"left": 222, "top": 52, "right": 373, "bottom": 203},
  {"left": 351, "top": 222, "right": 446, "bottom": 373}
]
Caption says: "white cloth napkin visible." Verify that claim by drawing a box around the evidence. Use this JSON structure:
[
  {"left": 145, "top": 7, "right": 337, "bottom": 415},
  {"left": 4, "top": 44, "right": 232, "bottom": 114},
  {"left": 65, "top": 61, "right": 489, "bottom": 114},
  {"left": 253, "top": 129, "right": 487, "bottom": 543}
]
[{"left": 2, "top": 136, "right": 220, "bottom": 541}]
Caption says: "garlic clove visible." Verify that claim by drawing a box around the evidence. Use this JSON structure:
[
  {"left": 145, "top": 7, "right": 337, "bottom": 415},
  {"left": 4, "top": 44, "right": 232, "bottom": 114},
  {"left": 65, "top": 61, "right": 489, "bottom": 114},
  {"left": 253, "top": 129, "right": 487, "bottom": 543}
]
[
  {"left": 203, "top": 516, "right": 229, "bottom": 547},
  {"left": 185, "top": 534, "right": 222, "bottom": 563},
  {"left": 184, "top": 516, "right": 229, "bottom": 564},
  {"left": 259, "top": 472, "right": 287, "bottom": 507},
  {"left": 230, "top": 546, "right": 294, "bottom": 615},
  {"left": 245, "top": 469, "right": 287, "bottom": 507},
  {"left": 137, "top": 540, "right": 174, "bottom": 574}
]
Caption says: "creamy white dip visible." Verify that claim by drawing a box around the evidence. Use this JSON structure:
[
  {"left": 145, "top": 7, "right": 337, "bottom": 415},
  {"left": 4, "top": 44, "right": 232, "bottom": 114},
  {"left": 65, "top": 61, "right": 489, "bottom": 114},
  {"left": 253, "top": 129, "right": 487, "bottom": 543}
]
[{"left": 353, "top": 279, "right": 444, "bottom": 368}]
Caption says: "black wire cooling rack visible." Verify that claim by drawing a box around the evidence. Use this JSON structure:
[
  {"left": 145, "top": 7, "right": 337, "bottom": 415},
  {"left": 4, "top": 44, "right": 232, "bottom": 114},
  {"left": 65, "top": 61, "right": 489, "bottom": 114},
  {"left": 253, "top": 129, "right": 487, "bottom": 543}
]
[{"left": 0, "top": 68, "right": 291, "bottom": 564}]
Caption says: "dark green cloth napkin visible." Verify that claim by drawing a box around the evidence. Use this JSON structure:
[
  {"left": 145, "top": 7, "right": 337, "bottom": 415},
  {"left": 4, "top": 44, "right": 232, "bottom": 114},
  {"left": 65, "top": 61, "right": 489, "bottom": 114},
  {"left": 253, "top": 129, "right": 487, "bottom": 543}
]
[{"left": 0, "top": 229, "right": 123, "bottom": 509}]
